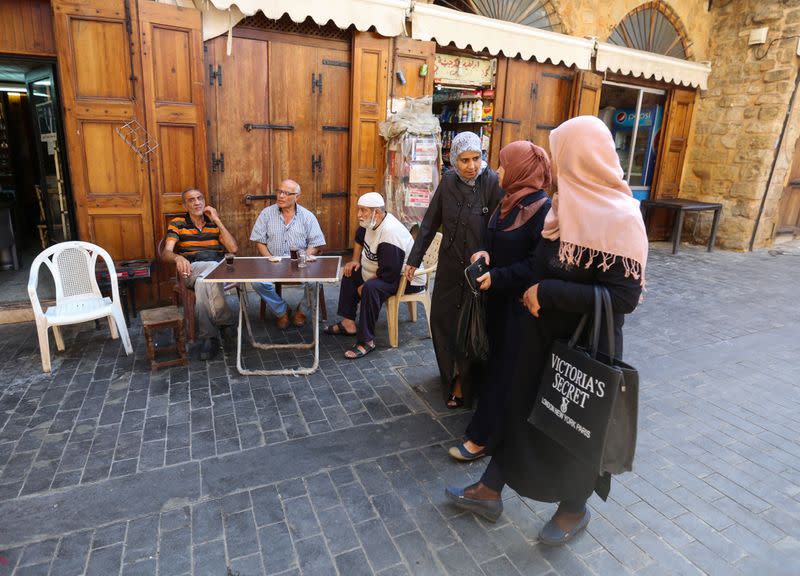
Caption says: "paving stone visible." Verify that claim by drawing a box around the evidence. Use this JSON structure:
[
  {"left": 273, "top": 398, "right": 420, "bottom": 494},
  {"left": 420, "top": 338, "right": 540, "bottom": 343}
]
[
  {"left": 224, "top": 509, "right": 260, "bottom": 559},
  {"left": 228, "top": 553, "right": 264, "bottom": 576},
  {"left": 192, "top": 539, "right": 228, "bottom": 576},
  {"left": 158, "top": 527, "right": 192, "bottom": 574},
  {"left": 317, "top": 505, "right": 359, "bottom": 555},
  {"left": 259, "top": 521, "right": 296, "bottom": 574},
  {"left": 335, "top": 548, "right": 373, "bottom": 576},
  {"left": 19, "top": 539, "right": 59, "bottom": 567},
  {"left": 394, "top": 531, "right": 440, "bottom": 576},
  {"left": 85, "top": 543, "right": 123, "bottom": 576},
  {"left": 192, "top": 500, "right": 223, "bottom": 545},
  {"left": 294, "top": 534, "right": 336, "bottom": 576},
  {"left": 354, "top": 518, "right": 402, "bottom": 572},
  {"left": 283, "top": 495, "right": 321, "bottom": 541},
  {"left": 251, "top": 485, "right": 284, "bottom": 527}
]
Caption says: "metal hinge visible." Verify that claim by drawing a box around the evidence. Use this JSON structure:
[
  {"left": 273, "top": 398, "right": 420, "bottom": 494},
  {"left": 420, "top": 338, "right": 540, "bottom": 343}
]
[
  {"left": 209, "top": 64, "right": 222, "bottom": 87},
  {"left": 311, "top": 73, "right": 323, "bottom": 94},
  {"left": 211, "top": 152, "right": 225, "bottom": 173},
  {"left": 311, "top": 154, "right": 322, "bottom": 173}
]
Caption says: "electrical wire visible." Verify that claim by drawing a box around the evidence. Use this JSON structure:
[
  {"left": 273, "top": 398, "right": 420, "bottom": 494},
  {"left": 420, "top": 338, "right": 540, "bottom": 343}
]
[{"left": 753, "top": 34, "right": 800, "bottom": 60}]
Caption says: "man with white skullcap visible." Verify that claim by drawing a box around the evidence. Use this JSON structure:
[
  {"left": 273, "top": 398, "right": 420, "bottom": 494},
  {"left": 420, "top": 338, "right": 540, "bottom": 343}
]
[{"left": 325, "top": 192, "right": 426, "bottom": 358}]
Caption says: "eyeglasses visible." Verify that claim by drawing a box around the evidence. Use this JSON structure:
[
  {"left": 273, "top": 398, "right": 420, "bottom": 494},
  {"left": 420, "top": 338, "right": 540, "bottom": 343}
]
[{"left": 277, "top": 190, "right": 299, "bottom": 197}]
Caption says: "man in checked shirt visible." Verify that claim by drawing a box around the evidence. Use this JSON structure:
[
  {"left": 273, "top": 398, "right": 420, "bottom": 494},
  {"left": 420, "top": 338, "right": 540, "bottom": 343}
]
[{"left": 249, "top": 179, "right": 326, "bottom": 328}]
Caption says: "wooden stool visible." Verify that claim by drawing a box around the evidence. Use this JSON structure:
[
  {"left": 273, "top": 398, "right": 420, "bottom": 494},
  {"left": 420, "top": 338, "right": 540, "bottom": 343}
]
[{"left": 140, "top": 306, "right": 188, "bottom": 371}]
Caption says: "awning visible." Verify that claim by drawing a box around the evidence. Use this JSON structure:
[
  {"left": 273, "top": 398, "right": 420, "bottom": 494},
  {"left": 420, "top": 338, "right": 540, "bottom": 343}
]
[
  {"left": 595, "top": 42, "right": 711, "bottom": 90},
  {"left": 410, "top": 3, "right": 594, "bottom": 70},
  {"left": 199, "top": 0, "right": 409, "bottom": 41}
]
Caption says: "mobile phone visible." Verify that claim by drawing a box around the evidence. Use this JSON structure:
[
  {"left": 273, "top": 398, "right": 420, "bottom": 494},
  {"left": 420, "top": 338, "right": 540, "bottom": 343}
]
[{"left": 464, "top": 256, "right": 488, "bottom": 291}]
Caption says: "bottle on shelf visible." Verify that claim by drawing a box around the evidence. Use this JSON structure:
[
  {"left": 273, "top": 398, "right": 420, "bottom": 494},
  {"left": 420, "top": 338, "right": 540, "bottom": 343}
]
[{"left": 474, "top": 99, "right": 483, "bottom": 122}]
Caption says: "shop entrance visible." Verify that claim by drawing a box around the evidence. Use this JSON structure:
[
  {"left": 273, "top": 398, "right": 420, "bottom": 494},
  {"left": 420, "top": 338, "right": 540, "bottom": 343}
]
[
  {"left": 0, "top": 57, "right": 74, "bottom": 306},
  {"left": 598, "top": 81, "right": 667, "bottom": 201}
]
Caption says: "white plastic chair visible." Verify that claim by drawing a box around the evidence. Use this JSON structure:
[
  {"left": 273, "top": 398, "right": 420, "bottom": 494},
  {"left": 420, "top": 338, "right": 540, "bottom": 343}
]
[
  {"left": 386, "top": 232, "right": 442, "bottom": 348},
  {"left": 28, "top": 241, "right": 133, "bottom": 372}
]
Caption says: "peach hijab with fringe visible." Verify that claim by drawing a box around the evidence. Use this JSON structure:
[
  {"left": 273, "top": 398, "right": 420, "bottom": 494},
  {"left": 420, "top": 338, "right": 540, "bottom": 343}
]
[{"left": 542, "top": 116, "right": 648, "bottom": 285}]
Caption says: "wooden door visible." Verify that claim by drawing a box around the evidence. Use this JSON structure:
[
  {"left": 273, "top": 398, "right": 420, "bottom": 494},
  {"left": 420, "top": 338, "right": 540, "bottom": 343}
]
[
  {"left": 269, "top": 42, "right": 317, "bottom": 220},
  {"left": 139, "top": 0, "right": 207, "bottom": 247},
  {"left": 491, "top": 58, "right": 573, "bottom": 163},
  {"left": 570, "top": 71, "right": 603, "bottom": 118},
  {"left": 52, "top": 0, "right": 153, "bottom": 261},
  {"left": 316, "top": 48, "right": 352, "bottom": 250},
  {"left": 654, "top": 88, "right": 695, "bottom": 200},
  {"left": 392, "top": 37, "right": 436, "bottom": 100},
  {"left": 349, "top": 32, "right": 390, "bottom": 245},
  {"left": 206, "top": 35, "right": 272, "bottom": 256},
  {"left": 530, "top": 65, "right": 574, "bottom": 155},
  {"left": 777, "top": 136, "right": 800, "bottom": 235}
]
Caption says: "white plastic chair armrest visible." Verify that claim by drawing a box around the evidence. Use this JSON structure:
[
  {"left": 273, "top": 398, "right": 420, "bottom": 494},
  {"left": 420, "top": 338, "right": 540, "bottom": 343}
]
[{"left": 27, "top": 274, "right": 44, "bottom": 319}]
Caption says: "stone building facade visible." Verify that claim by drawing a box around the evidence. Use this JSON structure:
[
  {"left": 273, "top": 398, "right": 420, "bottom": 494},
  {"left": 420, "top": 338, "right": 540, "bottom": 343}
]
[{"left": 680, "top": 0, "right": 800, "bottom": 249}]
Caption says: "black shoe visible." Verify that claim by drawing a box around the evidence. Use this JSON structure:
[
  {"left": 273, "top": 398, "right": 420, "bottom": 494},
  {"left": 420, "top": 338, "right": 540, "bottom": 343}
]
[{"left": 199, "top": 338, "right": 218, "bottom": 361}]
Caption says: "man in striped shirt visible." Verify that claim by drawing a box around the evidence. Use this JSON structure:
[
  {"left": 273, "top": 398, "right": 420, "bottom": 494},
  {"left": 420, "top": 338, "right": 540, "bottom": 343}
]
[
  {"left": 249, "top": 179, "right": 326, "bottom": 328},
  {"left": 162, "top": 188, "right": 238, "bottom": 360}
]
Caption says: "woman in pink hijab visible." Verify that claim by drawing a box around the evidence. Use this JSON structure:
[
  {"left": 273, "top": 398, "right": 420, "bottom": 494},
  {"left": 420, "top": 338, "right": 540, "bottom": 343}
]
[{"left": 445, "top": 116, "right": 648, "bottom": 545}]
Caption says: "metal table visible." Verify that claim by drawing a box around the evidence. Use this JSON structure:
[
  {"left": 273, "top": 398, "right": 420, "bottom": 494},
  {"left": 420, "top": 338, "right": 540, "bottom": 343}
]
[{"left": 200, "top": 256, "right": 341, "bottom": 376}]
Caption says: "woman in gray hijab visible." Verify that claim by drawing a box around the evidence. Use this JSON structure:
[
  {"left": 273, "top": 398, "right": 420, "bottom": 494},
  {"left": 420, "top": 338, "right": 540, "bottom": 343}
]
[{"left": 405, "top": 132, "right": 503, "bottom": 408}]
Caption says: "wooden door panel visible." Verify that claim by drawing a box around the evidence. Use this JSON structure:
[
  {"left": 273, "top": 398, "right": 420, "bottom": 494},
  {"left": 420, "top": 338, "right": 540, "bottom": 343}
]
[
  {"left": 0, "top": 0, "right": 56, "bottom": 56},
  {"left": 139, "top": 0, "right": 207, "bottom": 249},
  {"left": 317, "top": 48, "right": 352, "bottom": 250},
  {"left": 350, "top": 33, "right": 390, "bottom": 244},
  {"left": 210, "top": 36, "right": 271, "bottom": 256},
  {"left": 269, "top": 42, "right": 317, "bottom": 214},
  {"left": 654, "top": 88, "right": 695, "bottom": 200},
  {"left": 151, "top": 26, "right": 193, "bottom": 103},
  {"left": 777, "top": 136, "right": 800, "bottom": 234},
  {"left": 52, "top": 0, "right": 153, "bottom": 261},
  {"left": 496, "top": 59, "right": 534, "bottom": 149},
  {"left": 70, "top": 18, "right": 133, "bottom": 99},
  {"left": 530, "top": 66, "right": 574, "bottom": 156},
  {"left": 570, "top": 71, "right": 603, "bottom": 118},
  {"left": 392, "top": 37, "right": 436, "bottom": 100}
]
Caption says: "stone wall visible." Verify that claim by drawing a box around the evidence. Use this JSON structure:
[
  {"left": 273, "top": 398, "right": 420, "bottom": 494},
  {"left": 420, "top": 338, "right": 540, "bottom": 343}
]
[
  {"left": 680, "top": 0, "right": 800, "bottom": 249},
  {"left": 555, "top": 0, "right": 712, "bottom": 60}
]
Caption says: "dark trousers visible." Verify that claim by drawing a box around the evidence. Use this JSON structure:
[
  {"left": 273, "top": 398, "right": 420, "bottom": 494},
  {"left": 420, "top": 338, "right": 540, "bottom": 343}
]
[
  {"left": 464, "top": 376, "right": 504, "bottom": 448},
  {"left": 337, "top": 272, "right": 423, "bottom": 342},
  {"left": 480, "top": 458, "right": 587, "bottom": 514}
]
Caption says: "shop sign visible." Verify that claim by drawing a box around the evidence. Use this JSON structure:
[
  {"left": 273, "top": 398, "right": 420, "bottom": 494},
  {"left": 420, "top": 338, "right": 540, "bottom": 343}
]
[{"left": 434, "top": 54, "right": 494, "bottom": 86}]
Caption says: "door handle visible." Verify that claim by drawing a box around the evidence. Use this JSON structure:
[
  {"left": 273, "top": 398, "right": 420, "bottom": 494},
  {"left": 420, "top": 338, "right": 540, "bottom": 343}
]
[{"left": 496, "top": 118, "right": 521, "bottom": 125}]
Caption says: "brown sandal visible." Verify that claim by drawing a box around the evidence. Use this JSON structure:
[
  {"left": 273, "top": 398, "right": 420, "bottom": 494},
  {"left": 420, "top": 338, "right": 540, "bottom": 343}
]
[{"left": 446, "top": 394, "right": 464, "bottom": 409}]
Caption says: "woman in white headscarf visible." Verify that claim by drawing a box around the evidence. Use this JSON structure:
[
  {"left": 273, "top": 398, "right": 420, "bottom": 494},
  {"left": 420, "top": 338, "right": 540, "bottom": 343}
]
[{"left": 405, "top": 132, "right": 503, "bottom": 409}]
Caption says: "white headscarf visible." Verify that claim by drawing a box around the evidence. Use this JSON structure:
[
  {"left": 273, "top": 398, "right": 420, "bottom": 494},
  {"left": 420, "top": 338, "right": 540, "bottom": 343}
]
[{"left": 449, "top": 132, "right": 486, "bottom": 186}]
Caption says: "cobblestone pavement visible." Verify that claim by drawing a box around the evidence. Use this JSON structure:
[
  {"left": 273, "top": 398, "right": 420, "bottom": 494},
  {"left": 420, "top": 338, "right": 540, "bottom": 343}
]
[{"left": 0, "top": 241, "right": 798, "bottom": 575}]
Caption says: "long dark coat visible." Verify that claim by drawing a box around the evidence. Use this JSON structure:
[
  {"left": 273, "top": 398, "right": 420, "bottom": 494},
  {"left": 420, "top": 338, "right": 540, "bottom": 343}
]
[
  {"left": 495, "top": 238, "right": 642, "bottom": 503},
  {"left": 407, "top": 168, "right": 503, "bottom": 405},
  {"left": 465, "top": 191, "right": 550, "bottom": 448}
]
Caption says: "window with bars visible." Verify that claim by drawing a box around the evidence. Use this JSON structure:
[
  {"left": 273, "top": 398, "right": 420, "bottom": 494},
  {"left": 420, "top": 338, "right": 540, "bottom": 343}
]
[
  {"left": 608, "top": 4, "right": 688, "bottom": 59},
  {"left": 434, "top": 0, "right": 561, "bottom": 32}
]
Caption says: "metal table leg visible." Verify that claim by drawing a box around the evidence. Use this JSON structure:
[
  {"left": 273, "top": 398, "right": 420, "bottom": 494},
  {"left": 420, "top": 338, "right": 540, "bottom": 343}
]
[
  {"left": 235, "top": 283, "right": 321, "bottom": 376},
  {"left": 707, "top": 207, "right": 722, "bottom": 252},
  {"left": 671, "top": 208, "right": 685, "bottom": 254}
]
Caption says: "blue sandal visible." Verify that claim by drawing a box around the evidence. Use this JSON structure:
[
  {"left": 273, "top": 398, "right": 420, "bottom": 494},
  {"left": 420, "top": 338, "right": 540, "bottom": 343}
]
[{"left": 448, "top": 442, "right": 487, "bottom": 462}]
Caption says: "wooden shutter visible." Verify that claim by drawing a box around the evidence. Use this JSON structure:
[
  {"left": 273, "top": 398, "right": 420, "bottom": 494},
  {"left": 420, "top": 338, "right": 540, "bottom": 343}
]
[
  {"left": 349, "top": 32, "right": 390, "bottom": 244},
  {"left": 653, "top": 88, "right": 695, "bottom": 199},
  {"left": 392, "top": 37, "right": 436, "bottom": 100},
  {"left": 316, "top": 47, "right": 352, "bottom": 250},
  {"left": 52, "top": 0, "right": 153, "bottom": 261},
  {"left": 490, "top": 58, "right": 573, "bottom": 164},
  {"left": 138, "top": 0, "right": 207, "bottom": 244},
  {"left": 570, "top": 71, "right": 603, "bottom": 118},
  {"left": 530, "top": 64, "right": 574, "bottom": 157},
  {"left": 205, "top": 35, "right": 271, "bottom": 256}
]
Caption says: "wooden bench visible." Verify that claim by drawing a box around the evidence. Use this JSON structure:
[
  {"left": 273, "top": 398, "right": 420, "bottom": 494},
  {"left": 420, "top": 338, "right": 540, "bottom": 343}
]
[{"left": 640, "top": 198, "right": 723, "bottom": 254}]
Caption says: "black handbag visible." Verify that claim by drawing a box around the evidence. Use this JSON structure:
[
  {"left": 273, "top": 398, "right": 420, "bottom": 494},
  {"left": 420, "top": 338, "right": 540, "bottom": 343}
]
[
  {"left": 527, "top": 285, "right": 638, "bottom": 475},
  {"left": 456, "top": 265, "right": 489, "bottom": 362}
]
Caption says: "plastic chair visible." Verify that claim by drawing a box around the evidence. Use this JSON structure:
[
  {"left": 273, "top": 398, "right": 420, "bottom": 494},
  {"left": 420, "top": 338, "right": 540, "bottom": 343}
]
[
  {"left": 28, "top": 241, "right": 133, "bottom": 372},
  {"left": 386, "top": 231, "right": 441, "bottom": 348}
]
